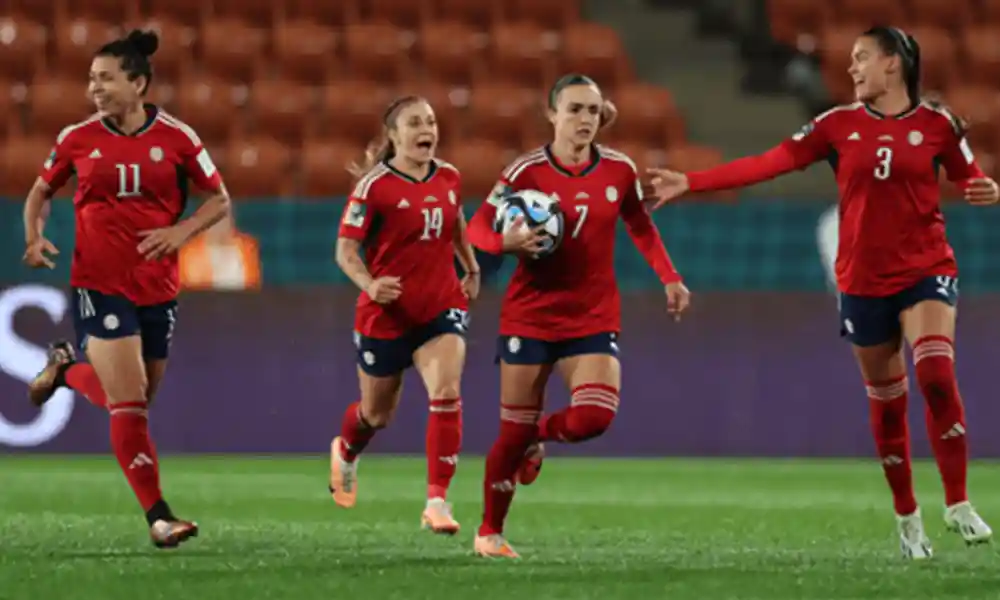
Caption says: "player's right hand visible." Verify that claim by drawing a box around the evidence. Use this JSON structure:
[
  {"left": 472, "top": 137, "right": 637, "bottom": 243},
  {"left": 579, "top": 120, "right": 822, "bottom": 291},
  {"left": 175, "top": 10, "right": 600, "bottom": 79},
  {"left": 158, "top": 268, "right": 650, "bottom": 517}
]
[
  {"left": 647, "top": 169, "right": 690, "bottom": 210},
  {"left": 501, "top": 216, "right": 547, "bottom": 257},
  {"left": 366, "top": 276, "right": 403, "bottom": 304},
  {"left": 22, "top": 237, "right": 59, "bottom": 269}
]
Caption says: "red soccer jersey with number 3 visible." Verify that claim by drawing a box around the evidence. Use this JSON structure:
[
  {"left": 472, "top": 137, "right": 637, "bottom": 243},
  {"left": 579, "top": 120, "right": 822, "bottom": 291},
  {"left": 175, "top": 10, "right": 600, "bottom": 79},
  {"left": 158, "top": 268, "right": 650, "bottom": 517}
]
[
  {"left": 338, "top": 160, "right": 467, "bottom": 339},
  {"left": 40, "top": 106, "right": 224, "bottom": 305}
]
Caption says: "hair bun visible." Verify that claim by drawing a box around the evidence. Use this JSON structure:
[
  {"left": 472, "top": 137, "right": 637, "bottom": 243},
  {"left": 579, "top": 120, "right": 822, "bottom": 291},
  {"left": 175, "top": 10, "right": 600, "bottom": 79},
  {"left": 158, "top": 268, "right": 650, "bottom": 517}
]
[{"left": 125, "top": 29, "right": 159, "bottom": 57}]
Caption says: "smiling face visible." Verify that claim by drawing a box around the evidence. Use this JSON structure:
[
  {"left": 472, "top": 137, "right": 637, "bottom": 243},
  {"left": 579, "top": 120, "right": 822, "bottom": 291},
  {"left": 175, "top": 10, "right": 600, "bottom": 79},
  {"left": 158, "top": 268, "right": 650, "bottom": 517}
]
[
  {"left": 387, "top": 100, "right": 438, "bottom": 165},
  {"left": 848, "top": 35, "right": 901, "bottom": 103},
  {"left": 88, "top": 55, "right": 144, "bottom": 116},
  {"left": 548, "top": 83, "right": 603, "bottom": 147}
]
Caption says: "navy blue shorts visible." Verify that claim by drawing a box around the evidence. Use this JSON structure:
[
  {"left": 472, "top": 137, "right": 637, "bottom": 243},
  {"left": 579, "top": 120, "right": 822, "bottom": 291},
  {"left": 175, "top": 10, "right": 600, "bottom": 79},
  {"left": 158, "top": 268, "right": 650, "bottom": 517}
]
[
  {"left": 839, "top": 275, "right": 958, "bottom": 347},
  {"left": 71, "top": 288, "right": 179, "bottom": 360},
  {"left": 496, "top": 332, "right": 620, "bottom": 365},
  {"left": 355, "top": 308, "right": 469, "bottom": 377}
]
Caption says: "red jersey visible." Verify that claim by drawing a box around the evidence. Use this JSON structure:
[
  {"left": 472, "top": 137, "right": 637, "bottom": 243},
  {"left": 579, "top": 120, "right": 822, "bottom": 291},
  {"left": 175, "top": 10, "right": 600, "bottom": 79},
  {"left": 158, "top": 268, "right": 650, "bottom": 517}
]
[
  {"left": 468, "top": 145, "right": 681, "bottom": 341},
  {"left": 40, "top": 106, "right": 224, "bottom": 305},
  {"left": 338, "top": 159, "right": 467, "bottom": 339},
  {"left": 687, "top": 102, "right": 983, "bottom": 296}
]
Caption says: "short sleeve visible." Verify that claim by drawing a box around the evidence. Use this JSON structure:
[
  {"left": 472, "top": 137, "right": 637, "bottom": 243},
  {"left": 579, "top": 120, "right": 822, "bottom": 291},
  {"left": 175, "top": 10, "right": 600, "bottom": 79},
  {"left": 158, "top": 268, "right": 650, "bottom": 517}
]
[
  {"left": 39, "top": 129, "right": 76, "bottom": 191},
  {"left": 937, "top": 113, "right": 982, "bottom": 182},
  {"left": 338, "top": 196, "right": 372, "bottom": 240},
  {"left": 777, "top": 117, "right": 833, "bottom": 169},
  {"left": 169, "top": 119, "right": 224, "bottom": 193}
]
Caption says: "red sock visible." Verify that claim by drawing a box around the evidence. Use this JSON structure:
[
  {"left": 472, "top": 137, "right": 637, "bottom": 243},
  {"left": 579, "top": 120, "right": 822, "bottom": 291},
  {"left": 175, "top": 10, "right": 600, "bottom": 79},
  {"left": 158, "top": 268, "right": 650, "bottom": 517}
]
[
  {"left": 63, "top": 363, "right": 107, "bottom": 408},
  {"left": 538, "top": 383, "right": 618, "bottom": 442},
  {"left": 427, "top": 397, "right": 462, "bottom": 500},
  {"left": 109, "top": 402, "right": 163, "bottom": 512},
  {"left": 866, "top": 376, "right": 918, "bottom": 515},
  {"left": 479, "top": 404, "right": 539, "bottom": 537},
  {"left": 913, "top": 335, "right": 968, "bottom": 506},
  {"left": 339, "top": 401, "right": 378, "bottom": 462}
]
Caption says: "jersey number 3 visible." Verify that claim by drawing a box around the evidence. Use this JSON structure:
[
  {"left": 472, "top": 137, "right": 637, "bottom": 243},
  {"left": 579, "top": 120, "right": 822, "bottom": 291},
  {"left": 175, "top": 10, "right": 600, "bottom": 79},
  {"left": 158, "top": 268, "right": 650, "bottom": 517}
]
[
  {"left": 116, "top": 163, "right": 142, "bottom": 197},
  {"left": 874, "top": 147, "right": 893, "bottom": 180}
]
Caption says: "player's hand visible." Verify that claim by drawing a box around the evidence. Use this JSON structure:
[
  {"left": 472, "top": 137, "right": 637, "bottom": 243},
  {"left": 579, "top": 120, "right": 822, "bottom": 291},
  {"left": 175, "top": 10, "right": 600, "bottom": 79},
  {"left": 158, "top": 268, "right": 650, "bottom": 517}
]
[
  {"left": 502, "top": 216, "right": 547, "bottom": 257},
  {"left": 366, "top": 276, "right": 403, "bottom": 304},
  {"left": 22, "top": 237, "right": 59, "bottom": 269},
  {"left": 965, "top": 177, "right": 999, "bottom": 205},
  {"left": 665, "top": 281, "right": 691, "bottom": 322},
  {"left": 461, "top": 272, "right": 481, "bottom": 301},
  {"left": 137, "top": 225, "right": 191, "bottom": 260},
  {"left": 647, "top": 169, "right": 690, "bottom": 210}
]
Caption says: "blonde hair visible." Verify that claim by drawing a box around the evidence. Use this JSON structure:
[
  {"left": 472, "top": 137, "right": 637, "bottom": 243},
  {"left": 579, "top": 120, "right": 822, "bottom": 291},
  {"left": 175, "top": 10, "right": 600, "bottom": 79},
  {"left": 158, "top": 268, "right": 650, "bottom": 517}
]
[{"left": 347, "top": 95, "right": 424, "bottom": 180}]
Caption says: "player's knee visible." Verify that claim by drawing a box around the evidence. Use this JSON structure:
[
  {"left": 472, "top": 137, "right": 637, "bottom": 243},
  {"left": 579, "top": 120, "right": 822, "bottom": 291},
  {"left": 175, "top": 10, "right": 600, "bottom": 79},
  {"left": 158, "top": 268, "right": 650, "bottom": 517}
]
[
  {"left": 104, "top": 372, "right": 149, "bottom": 406},
  {"left": 427, "top": 381, "right": 461, "bottom": 401},
  {"left": 360, "top": 404, "right": 396, "bottom": 429},
  {"left": 912, "top": 336, "right": 956, "bottom": 403},
  {"left": 564, "top": 383, "right": 620, "bottom": 442}
]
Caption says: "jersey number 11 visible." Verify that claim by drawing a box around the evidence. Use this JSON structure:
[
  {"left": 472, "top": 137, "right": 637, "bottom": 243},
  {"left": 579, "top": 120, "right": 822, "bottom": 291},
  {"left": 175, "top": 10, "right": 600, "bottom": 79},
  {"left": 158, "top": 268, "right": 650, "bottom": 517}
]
[{"left": 116, "top": 163, "right": 142, "bottom": 197}]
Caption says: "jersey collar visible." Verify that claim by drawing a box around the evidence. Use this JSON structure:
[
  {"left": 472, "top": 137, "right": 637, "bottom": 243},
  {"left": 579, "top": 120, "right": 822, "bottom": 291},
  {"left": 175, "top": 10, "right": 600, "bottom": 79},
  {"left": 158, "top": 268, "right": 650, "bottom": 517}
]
[
  {"left": 544, "top": 144, "right": 601, "bottom": 178},
  {"left": 101, "top": 103, "right": 159, "bottom": 136},
  {"left": 383, "top": 158, "right": 438, "bottom": 183},
  {"left": 862, "top": 102, "right": 920, "bottom": 120}
]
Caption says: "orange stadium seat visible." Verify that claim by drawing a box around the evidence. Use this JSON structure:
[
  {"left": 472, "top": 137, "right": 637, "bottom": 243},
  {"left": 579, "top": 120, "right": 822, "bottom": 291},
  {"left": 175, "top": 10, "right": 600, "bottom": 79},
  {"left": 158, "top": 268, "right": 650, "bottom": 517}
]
[
  {"left": 27, "top": 76, "right": 94, "bottom": 141},
  {"left": 767, "top": 0, "right": 833, "bottom": 46},
  {"left": 280, "top": 0, "right": 361, "bottom": 27},
  {"left": 561, "top": 23, "right": 631, "bottom": 90},
  {"left": 145, "top": 0, "right": 205, "bottom": 28},
  {"left": 211, "top": 0, "right": 276, "bottom": 30},
  {"left": 7, "top": 0, "right": 58, "bottom": 26},
  {"left": 946, "top": 85, "right": 1000, "bottom": 149},
  {"left": 663, "top": 145, "right": 732, "bottom": 201},
  {"left": 961, "top": 26, "right": 1000, "bottom": 86},
  {"left": 909, "top": 0, "right": 974, "bottom": 30},
  {"left": 368, "top": 0, "right": 432, "bottom": 31},
  {"left": 320, "top": 80, "right": 393, "bottom": 145},
  {"left": 174, "top": 74, "right": 240, "bottom": 145},
  {"left": 0, "top": 17, "right": 48, "bottom": 82},
  {"left": 607, "top": 141, "right": 668, "bottom": 177},
  {"left": 489, "top": 22, "right": 558, "bottom": 88},
  {"left": 446, "top": 138, "right": 509, "bottom": 199},
  {"left": 200, "top": 18, "right": 266, "bottom": 82},
  {"left": 467, "top": 82, "right": 535, "bottom": 147},
  {"left": 224, "top": 137, "right": 294, "bottom": 198},
  {"left": 51, "top": 18, "right": 123, "bottom": 77},
  {"left": 981, "top": 0, "right": 1000, "bottom": 22},
  {"left": 406, "top": 82, "right": 463, "bottom": 145},
  {"left": 1, "top": 136, "right": 52, "bottom": 196},
  {"left": 835, "top": 0, "right": 906, "bottom": 28},
  {"left": 906, "top": 26, "right": 956, "bottom": 93},
  {"left": 135, "top": 17, "right": 196, "bottom": 82},
  {"left": 606, "top": 83, "right": 682, "bottom": 149},
  {"left": 420, "top": 21, "right": 487, "bottom": 86},
  {"left": 431, "top": 0, "right": 500, "bottom": 32},
  {"left": 248, "top": 78, "right": 314, "bottom": 146},
  {"left": 343, "top": 22, "right": 411, "bottom": 84},
  {"left": 300, "top": 139, "right": 361, "bottom": 197},
  {"left": 272, "top": 20, "right": 340, "bottom": 85},
  {"left": 66, "top": 0, "right": 140, "bottom": 22},
  {"left": 819, "top": 26, "right": 859, "bottom": 104},
  {"left": 503, "top": 0, "right": 580, "bottom": 32}
]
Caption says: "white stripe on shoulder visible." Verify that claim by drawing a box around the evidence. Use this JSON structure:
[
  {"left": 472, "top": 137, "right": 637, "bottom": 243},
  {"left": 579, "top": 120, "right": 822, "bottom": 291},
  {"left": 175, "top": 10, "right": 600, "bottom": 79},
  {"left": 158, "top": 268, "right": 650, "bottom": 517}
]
[
  {"left": 598, "top": 145, "right": 638, "bottom": 172},
  {"left": 434, "top": 158, "right": 460, "bottom": 174},
  {"left": 922, "top": 102, "right": 964, "bottom": 136},
  {"left": 352, "top": 164, "right": 391, "bottom": 199},
  {"left": 814, "top": 102, "right": 862, "bottom": 123},
  {"left": 56, "top": 115, "right": 102, "bottom": 144},
  {"left": 156, "top": 111, "right": 204, "bottom": 147},
  {"left": 502, "top": 148, "right": 547, "bottom": 181}
]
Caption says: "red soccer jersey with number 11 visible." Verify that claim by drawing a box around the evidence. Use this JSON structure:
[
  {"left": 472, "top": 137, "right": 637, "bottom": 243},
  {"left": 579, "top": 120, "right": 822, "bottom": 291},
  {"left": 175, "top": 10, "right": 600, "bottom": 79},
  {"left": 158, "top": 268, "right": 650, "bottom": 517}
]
[
  {"left": 687, "top": 102, "right": 984, "bottom": 297},
  {"left": 40, "top": 106, "right": 224, "bottom": 305}
]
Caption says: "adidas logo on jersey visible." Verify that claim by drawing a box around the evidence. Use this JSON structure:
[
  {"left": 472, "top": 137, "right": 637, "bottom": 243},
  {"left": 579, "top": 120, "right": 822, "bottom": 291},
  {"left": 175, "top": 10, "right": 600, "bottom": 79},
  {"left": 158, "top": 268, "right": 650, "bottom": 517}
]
[
  {"left": 397, "top": 199, "right": 410, "bottom": 208},
  {"left": 89, "top": 149, "right": 102, "bottom": 158},
  {"left": 847, "top": 132, "right": 860, "bottom": 141}
]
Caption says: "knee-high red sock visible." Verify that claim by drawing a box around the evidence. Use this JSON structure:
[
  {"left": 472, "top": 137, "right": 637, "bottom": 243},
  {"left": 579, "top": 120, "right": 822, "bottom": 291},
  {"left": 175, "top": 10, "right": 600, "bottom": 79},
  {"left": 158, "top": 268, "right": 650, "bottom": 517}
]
[
  {"left": 109, "top": 402, "right": 165, "bottom": 515},
  {"left": 61, "top": 363, "right": 108, "bottom": 408},
  {"left": 339, "top": 401, "right": 379, "bottom": 462},
  {"left": 538, "top": 383, "right": 618, "bottom": 443},
  {"left": 479, "top": 404, "right": 539, "bottom": 537},
  {"left": 913, "top": 335, "right": 968, "bottom": 506},
  {"left": 427, "top": 397, "right": 462, "bottom": 500},
  {"left": 867, "top": 376, "right": 918, "bottom": 515}
]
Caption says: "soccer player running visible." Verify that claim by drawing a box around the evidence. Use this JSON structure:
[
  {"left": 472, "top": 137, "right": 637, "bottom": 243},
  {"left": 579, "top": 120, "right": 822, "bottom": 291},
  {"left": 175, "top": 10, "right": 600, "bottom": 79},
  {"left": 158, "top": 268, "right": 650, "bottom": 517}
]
[
  {"left": 22, "top": 30, "right": 231, "bottom": 548},
  {"left": 648, "top": 27, "right": 998, "bottom": 559},
  {"left": 467, "top": 75, "right": 689, "bottom": 558},
  {"left": 330, "top": 96, "right": 480, "bottom": 535}
]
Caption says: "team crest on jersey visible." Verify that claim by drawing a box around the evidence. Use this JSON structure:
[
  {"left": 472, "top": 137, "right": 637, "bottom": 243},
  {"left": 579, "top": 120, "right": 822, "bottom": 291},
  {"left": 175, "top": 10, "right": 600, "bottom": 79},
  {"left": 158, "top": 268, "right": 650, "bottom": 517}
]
[
  {"left": 605, "top": 186, "right": 619, "bottom": 203},
  {"left": 149, "top": 146, "right": 164, "bottom": 162},
  {"left": 424, "top": 195, "right": 437, "bottom": 203},
  {"left": 792, "top": 122, "right": 814, "bottom": 141},
  {"left": 908, "top": 131, "right": 923, "bottom": 146}
]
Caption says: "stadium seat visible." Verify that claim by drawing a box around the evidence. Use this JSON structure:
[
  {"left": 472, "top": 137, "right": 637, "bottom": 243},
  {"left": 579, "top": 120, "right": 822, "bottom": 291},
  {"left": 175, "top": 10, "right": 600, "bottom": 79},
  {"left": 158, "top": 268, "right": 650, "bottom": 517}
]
[
  {"left": 835, "top": 0, "right": 906, "bottom": 28},
  {"left": 281, "top": 0, "right": 361, "bottom": 27},
  {"left": 211, "top": 0, "right": 276, "bottom": 30},
  {"left": 980, "top": 0, "right": 1000, "bottom": 23},
  {"left": 467, "top": 82, "right": 535, "bottom": 147},
  {"left": 0, "top": 17, "right": 47, "bottom": 82},
  {"left": 7, "top": 0, "right": 59, "bottom": 26},
  {"left": 819, "top": 26, "right": 859, "bottom": 104},
  {"left": 502, "top": 0, "right": 580, "bottom": 32},
  {"left": 906, "top": 26, "right": 956, "bottom": 93},
  {"left": 145, "top": 0, "right": 205, "bottom": 28},
  {"left": 301, "top": 139, "right": 360, "bottom": 197},
  {"left": 766, "top": 0, "right": 832, "bottom": 46},
  {"left": 406, "top": 82, "right": 464, "bottom": 146},
  {"left": 343, "top": 22, "right": 411, "bottom": 84},
  {"left": 607, "top": 141, "right": 668, "bottom": 178},
  {"left": 272, "top": 20, "right": 340, "bottom": 85},
  {"left": 27, "top": 76, "right": 95, "bottom": 141},
  {"left": 561, "top": 23, "right": 631, "bottom": 90},
  {"left": 175, "top": 74, "right": 241, "bottom": 145},
  {"left": 368, "top": 0, "right": 432, "bottom": 31},
  {"left": 0, "top": 135, "right": 51, "bottom": 196},
  {"left": 446, "top": 138, "right": 509, "bottom": 199},
  {"left": 489, "top": 22, "right": 558, "bottom": 88},
  {"left": 662, "top": 144, "right": 733, "bottom": 200},
  {"left": 200, "top": 18, "right": 266, "bottom": 82},
  {"left": 52, "top": 18, "right": 123, "bottom": 77},
  {"left": 431, "top": 0, "right": 500, "bottom": 33},
  {"left": 248, "top": 79, "right": 314, "bottom": 147},
  {"left": 68, "top": 0, "right": 141, "bottom": 23},
  {"left": 320, "top": 79, "right": 392, "bottom": 145},
  {"left": 908, "top": 0, "right": 974, "bottom": 30},
  {"left": 135, "top": 17, "right": 196, "bottom": 82},
  {"left": 0, "top": 82, "right": 19, "bottom": 140},
  {"left": 606, "top": 83, "right": 683, "bottom": 149},
  {"left": 961, "top": 26, "right": 1000, "bottom": 87},
  {"left": 946, "top": 85, "right": 1000, "bottom": 149},
  {"left": 420, "top": 21, "right": 487, "bottom": 87},
  {"left": 224, "top": 137, "right": 294, "bottom": 198}
]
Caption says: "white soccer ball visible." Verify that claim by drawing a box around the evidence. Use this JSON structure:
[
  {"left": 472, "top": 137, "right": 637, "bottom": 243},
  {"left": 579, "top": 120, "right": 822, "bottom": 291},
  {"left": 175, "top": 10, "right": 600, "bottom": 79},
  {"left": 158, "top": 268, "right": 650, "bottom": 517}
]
[{"left": 492, "top": 189, "right": 565, "bottom": 257}]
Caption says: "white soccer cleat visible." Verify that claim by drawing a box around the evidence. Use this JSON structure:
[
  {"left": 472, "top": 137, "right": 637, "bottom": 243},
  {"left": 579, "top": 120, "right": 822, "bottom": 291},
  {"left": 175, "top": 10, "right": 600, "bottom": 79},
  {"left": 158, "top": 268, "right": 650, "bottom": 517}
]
[
  {"left": 944, "top": 501, "right": 993, "bottom": 545},
  {"left": 896, "top": 509, "right": 933, "bottom": 560}
]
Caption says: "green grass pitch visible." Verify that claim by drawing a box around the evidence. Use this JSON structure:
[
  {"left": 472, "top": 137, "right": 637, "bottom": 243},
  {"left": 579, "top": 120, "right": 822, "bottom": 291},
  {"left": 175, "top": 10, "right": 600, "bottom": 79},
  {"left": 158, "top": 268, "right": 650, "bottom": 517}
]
[{"left": 2, "top": 456, "right": 999, "bottom": 599}]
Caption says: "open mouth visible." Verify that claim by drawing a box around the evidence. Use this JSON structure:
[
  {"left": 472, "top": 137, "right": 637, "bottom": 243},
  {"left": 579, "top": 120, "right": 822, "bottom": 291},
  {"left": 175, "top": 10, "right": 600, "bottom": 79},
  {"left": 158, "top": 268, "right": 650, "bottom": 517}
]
[{"left": 416, "top": 140, "right": 435, "bottom": 150}]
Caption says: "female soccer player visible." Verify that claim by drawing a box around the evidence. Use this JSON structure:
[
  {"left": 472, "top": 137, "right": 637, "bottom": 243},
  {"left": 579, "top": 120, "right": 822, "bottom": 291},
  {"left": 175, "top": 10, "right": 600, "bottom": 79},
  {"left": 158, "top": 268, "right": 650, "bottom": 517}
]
[
  {"left": 330, "top": 96, "right": 480, "bottom": 535},
  {"left": 466, "top": 74, "right": 690, "bottom": 558},
  {"left": 648, "top": 26, "right": 998, "bottom": 559},
  {"left": 23, "top": 29, "right": 232, "bottom": 548}
]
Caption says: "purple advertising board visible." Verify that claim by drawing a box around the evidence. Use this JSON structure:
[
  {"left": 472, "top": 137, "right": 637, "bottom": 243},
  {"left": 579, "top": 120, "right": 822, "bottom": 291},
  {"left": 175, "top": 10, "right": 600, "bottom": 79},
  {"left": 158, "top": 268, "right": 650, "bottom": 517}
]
[{"left": 2, "top": 284, "right": 999, "bottom": 457}]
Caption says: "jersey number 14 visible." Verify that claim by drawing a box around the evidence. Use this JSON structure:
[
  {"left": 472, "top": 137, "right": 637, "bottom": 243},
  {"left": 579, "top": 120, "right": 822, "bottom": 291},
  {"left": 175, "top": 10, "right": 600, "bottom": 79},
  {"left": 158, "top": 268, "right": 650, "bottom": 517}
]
[{"left": 116, "top": 163, "right": 142, "bottom": 197}]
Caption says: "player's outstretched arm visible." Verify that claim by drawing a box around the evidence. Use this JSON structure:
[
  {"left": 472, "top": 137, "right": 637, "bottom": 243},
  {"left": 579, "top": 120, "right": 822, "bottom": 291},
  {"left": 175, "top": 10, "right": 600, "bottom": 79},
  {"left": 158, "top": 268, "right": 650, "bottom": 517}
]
[
  {"left": 466, "top": 197, "right": 504, "bottom": 255},
  {"left": 22, "top": 178, "right": 60, "bottom": 269}
]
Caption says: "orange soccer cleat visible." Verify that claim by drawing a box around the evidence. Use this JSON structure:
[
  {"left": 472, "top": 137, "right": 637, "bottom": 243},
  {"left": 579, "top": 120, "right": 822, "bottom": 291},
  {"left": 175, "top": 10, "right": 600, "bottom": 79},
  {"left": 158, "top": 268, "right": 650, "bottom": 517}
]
[
  {"left": 421, "top": 498, "right": 460, "bottom": 535},
  {"left": 516, "top": 442, "right": 545, "bottom": 485},
  {"left": 150, "top": 519, "right": 199, "bottom": 549},
  {"left": 474, "top": 534, "right": 520, "bottom": 559},
  {"left": 329, "top": 436, "right": 358, "bottom": 508}
]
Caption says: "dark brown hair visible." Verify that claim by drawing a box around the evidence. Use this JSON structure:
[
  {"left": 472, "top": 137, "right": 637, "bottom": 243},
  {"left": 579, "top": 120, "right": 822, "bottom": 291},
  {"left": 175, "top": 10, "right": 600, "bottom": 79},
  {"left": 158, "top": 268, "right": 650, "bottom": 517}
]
[
  {"left": 347, "top": 95, "right": 425, "bottom": 179},
  {"left": 861, "top": 26, "right": 921, "bottom": 104},
  {"left": 95, "top": 29, "right": 159, "bottom": 96},
  {"left": 547, "top": 73, "right": 616, "bottom": 129}
]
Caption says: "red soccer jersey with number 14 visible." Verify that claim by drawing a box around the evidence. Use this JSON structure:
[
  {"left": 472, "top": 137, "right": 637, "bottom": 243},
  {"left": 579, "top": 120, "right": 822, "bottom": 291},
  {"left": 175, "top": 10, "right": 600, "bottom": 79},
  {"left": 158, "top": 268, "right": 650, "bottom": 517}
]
[
  {"left": 338, "top": 160, "right": 467, "bottom": 339},
  {"left": 40, "top": 106, "right": 224, "bottom": 306}
]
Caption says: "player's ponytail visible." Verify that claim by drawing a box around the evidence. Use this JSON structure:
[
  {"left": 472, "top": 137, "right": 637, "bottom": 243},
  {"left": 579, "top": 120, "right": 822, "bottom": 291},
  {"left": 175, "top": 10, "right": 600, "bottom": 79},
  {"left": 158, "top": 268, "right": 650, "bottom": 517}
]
[
  {"left": 346, "top": 95, "right": 422, "bottom": 181},
  {"left": 96, "top": 29, "right": 158, "bottom": 95}
]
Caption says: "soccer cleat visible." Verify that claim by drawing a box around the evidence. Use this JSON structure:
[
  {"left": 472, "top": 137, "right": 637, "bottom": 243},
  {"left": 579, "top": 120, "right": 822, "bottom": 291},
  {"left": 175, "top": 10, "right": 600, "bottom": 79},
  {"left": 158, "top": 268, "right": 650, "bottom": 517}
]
[
  {"left": 329, "top": 436, "right": 358, "bottom": 508},
  {"left": 896, "top": 509, "right": 933, "bottom": 560},
  {"left": 28, "top": 340, "right": 76, "bottom": 407},
  {"left": 474, "top": 534, "right": 520, "bottom": 559},
  {"left": 150, "top": 519, "right": 199, "bottom": 549},
  {"left": 944, "top": 501, "right": 993, "bottom": 545},
  {"left": 516, "top": 442, "right": 545, "bottom": 486},
  {"left": 421, "top": 498, "right": 460, "bottom": 535}
]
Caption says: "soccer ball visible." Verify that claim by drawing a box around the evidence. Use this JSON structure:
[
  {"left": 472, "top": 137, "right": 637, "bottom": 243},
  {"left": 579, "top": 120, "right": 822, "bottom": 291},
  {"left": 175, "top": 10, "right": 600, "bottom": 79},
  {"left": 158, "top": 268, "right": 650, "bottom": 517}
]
[{"left": 492, "top": 189, "right": 565, "bottom": 257}]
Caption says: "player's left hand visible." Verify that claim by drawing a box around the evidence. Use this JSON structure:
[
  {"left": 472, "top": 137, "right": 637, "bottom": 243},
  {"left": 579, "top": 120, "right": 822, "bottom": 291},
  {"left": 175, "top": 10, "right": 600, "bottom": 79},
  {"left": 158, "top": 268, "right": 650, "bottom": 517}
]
[
  {"left": 965, "top": 177, "right": 999, "bottom": 205},
  {"left": 461, "top": 271, "right": 481, "bottom": 301},
  {"left": 665, "top": 281, "right": 691, "bottom": 322},
  {"left": 137, "top": 225, "right": 192, "bottom": 260}
]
